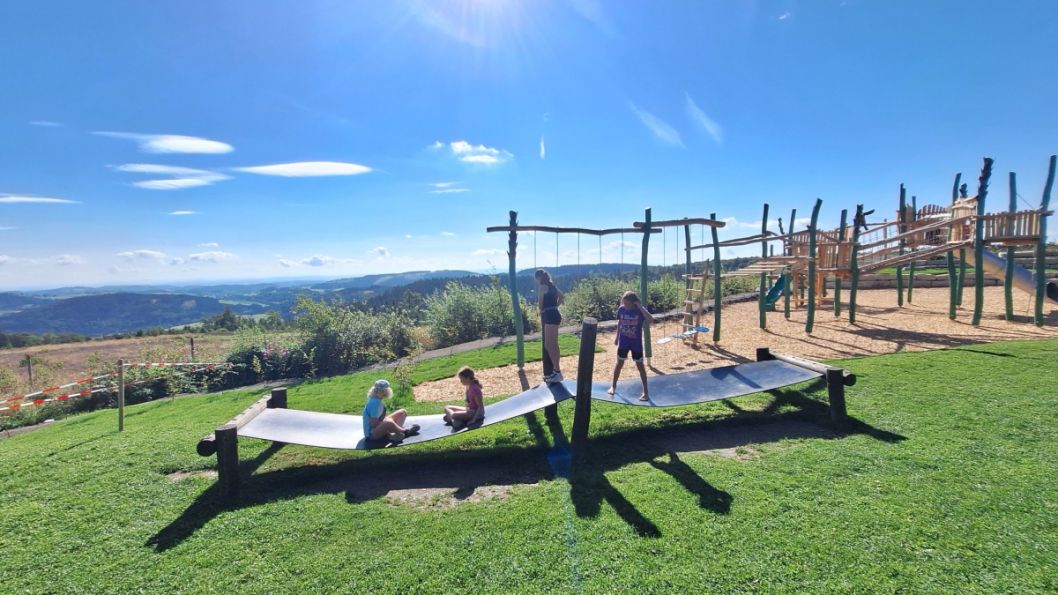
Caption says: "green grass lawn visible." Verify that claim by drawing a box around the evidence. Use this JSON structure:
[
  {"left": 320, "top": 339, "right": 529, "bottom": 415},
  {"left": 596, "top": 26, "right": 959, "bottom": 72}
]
[{"left": 2, "top": 337, "right": 1057, "bottom": 593}]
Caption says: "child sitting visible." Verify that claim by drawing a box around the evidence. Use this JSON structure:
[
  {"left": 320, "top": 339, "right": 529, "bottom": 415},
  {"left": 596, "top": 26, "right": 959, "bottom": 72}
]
[
  {"left": 608, "top": 291, "right": 656, "bottom": 401},
  {"left": 443, "top": 366, "right": 485, "bottom": 430},
  {"left": 362, "top": 379, "right": 419, "bottom": 443}
]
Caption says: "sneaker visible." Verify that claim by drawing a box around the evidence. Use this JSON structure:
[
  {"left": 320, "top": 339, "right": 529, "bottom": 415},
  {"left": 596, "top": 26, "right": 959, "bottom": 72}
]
[
  {"left": 404, "top": 424, "right": 421, "bottom": 437},
  {"left": 545, "top": 372, "right": 564, "bottom": 384},
  {"left": 451, "top": 420, "right": 466, "bottom": 431},
  {"left": 389, "top": 432, "right": 406, "bottom": 443}
]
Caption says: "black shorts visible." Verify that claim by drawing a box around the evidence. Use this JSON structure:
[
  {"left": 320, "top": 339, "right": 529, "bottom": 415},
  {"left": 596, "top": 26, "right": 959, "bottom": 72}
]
[
  {"left": 617, "top": 346, "right": 643, "bottom": 362},
  {"left": 542, "top": 310, "right": 562, "bottom": 326}
]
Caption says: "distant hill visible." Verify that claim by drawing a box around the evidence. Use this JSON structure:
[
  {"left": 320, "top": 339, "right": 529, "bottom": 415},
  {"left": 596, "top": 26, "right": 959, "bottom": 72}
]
[
  {"left": 311, "top": 270, "right": 481, "bottom": 291},
  {"left": 0, "top": 292, "right": 50, "bottom": 314},
  {"left": 0, "top": 293, "right": 234, "bottom": 336}
]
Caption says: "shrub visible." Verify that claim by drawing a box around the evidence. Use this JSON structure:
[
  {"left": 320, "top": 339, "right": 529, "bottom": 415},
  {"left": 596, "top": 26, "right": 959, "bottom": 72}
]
[
  {"left": 294, "top": 297, "right": 415, "bottom": 376},
  {"left": 424, "top": 282, "right": 537, "bottom": 347}
]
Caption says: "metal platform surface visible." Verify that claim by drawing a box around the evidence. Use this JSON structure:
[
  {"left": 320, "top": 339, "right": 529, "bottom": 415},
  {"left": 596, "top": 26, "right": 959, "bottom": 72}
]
[
  {"left": 590, "top": 359, "right": 821, "bottom": 407},
  {"left": 239, "top": 380, "right": 575, "bottom": 450}
]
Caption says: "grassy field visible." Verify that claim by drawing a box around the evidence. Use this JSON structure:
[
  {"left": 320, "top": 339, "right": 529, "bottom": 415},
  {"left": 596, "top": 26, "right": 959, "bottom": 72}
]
[{"left": 1, "top": 337, "right": 1056, "bottom": 593}]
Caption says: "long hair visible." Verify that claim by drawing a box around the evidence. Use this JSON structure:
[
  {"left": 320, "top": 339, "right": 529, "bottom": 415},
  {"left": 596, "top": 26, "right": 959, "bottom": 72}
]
[
  {"left": 621, "top": 290, "right": 640, "bottom": 305},
  {"left": 457, "top": 366, "right": 482, "bottom": 389},
  {"left": 534, "top": 269, "right": 553, "bottom": 285}
]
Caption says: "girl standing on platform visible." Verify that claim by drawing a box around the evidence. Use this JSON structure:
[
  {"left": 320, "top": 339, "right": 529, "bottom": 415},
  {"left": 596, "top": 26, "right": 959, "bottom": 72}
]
[
  {"left": 444, "top": 366, "right": 485, "bottom": 430},
  {"left": 535, "top": 269, "right": 564, "bottom": 384},
  {"left": 608, "top": 291, "right": 656, "bottom": 401}
]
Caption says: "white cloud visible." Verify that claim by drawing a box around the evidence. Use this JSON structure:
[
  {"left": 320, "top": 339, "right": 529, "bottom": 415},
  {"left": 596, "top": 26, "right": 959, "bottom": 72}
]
[
  {"left": 0, "top": 194, "right": 78, "bottom": 204},
  {"left": 540, "top": 136, "right": 546, "bottom": 160},
  {"left": 301, "top": 255, "right": 335, "bottom": 267},
  {"left": 168, "top": 257, "right": 186, "bottom": 266},
  {"left": 778, "top": 12, "right": 791, "bottom": 20},
  {"left": 685, "top": 94, "right": 724, "bottom": 144},
  {"left": 30, "top": 120, "right": 63, "bottom": 127},
  {"left": 235, "top": 161, "right": 371, "bottom": 177},
  {"left": 112, "top": 163, "right": 229, "bottom": 190},
  {"left": 55, "top": 254, "right": 84, "bottom": 266},
  {"left": 444, "top": 140, "right": 513, "bottom": 165},
  {"left": 188, "top": 251, "right": 236, "bottom": 263},
  {"left": 198, "top": 242, "right": 220, "bottom": 248},
  {"left": 168, "top": 210, "right": 196, "bottom": 216},
  {"left": 432, "top": 181, "right": 457, "bottom": 189},
  {"left": 0, "top": 256, "right": 12, "bottom": 265},
  {"left": 93, "top": 131, "right": 234, "bottom": 154},
  {"left": 0, "top": 226, "right": 14, "bottom": 231},
  {"left": 277, "top": 258, "right": 295, "bottom": 268},
  {"left": 369, "top": 246, "right": 390, "bottom": 258},
  {"left": 472, "top": 249, "right": 504, "bottom": 256},
  {"left": 116, "top": 249, "right": 167, "bottom": 260},
  {"left": 405, "top": 234, "right": 413, "bottom": 239},
  {"left": 567, "top": 0, "right": 617, "bottom": 36},
  {"left": 431, "top": 188, "right": 471, "bottom": 194},
  {"left": 629, "top": 103, "right": 683, "bottom": 146},
  {"left": 441, "top": 231, "right": 456, "bottom": 237}
]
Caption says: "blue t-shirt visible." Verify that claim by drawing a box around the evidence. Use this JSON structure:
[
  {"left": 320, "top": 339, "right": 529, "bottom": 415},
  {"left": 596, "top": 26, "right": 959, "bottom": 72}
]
[
  {"left": 362, "top": 397, "right": 385, "bottom": 438},
  {"left": 617, "top": 305, "right": 645, "bottom": 350}
]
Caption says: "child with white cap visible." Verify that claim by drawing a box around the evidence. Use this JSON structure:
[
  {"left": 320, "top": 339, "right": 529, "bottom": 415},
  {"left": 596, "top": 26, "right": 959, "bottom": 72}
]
[{"left": 362, "top": 379, "right": 419, "bottom": 443}]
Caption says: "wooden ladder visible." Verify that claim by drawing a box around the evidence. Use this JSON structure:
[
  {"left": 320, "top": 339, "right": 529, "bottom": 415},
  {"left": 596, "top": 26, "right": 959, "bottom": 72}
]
[{"left": 681, "top": 264, "right": 710, "bottom": 344}]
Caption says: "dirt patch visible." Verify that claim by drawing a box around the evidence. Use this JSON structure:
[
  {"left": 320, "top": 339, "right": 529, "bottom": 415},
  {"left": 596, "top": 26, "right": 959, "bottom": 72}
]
[
  {"left": 414, "top": 286, "right": 1058, "bottom": 401},
  {"left": 167, "top": 470, "right": 218, "bottom": 482}
]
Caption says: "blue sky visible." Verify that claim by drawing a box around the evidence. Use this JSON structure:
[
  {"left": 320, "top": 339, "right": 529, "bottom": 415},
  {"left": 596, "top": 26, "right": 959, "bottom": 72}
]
[{"left": 2, "top": 0, "right": 1057, "bottom": 290}]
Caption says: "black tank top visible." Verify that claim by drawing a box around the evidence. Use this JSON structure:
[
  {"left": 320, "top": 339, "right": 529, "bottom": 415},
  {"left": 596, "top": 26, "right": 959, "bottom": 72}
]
[{"left": 542, "top": 283, "right": 558, "bottom": 310}]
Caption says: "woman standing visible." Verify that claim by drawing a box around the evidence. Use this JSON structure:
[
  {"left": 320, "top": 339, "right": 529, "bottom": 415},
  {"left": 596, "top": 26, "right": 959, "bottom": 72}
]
[{"left": 535, "top": 269, "right": 564, "bottom": 383}]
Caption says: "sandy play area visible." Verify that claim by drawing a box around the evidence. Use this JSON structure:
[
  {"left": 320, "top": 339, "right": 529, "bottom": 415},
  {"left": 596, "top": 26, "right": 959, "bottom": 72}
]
[{"left": 413, "top": 286, "right": 1058, "bottom": 402}]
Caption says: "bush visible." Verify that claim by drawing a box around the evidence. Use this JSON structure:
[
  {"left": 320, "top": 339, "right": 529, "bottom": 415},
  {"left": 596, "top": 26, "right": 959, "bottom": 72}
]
[
  {"left": 425, "top": 282, "right": 537, "bottom": 348},
  {"left": 294, "top": 297, "right": 416, "bottom": 376},
  {"left": 560, "top": 275, "right": 683, "bottom": 322}
]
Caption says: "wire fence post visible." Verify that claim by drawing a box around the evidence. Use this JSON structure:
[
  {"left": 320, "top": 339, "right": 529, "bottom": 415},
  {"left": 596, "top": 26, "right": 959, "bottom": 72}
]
[{"left": 117, "top": 359, "right": 126, "bottom": 432}]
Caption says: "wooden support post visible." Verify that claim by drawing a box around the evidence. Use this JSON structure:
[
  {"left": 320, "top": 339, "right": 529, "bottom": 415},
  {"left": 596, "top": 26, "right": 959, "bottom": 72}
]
[
  {"left": 834, "top": 209, "right": 847, "bottom": 317},
  {"left": 1005, "top": 172, "right": 1017, "bottom": 320},
  {"left": 570, "top": 318, "right": 598, "bottom": 452},
  {"left": 1036, "top": 155, "right": 1056, "bottom": 326},
  {"left": 907, "top": 196, "right": 917, "bottom": 303},
  {"left": 805, "top": 199, "right": 823, "bottom": 333},
  {"left": 506, "top": 211, "right": 526, "bottom": 368},
  {"left": 639, "top": 208, "right": 652, "bottom": 360},
  {"left": 268, "top": 387, "right": 287, "bottom": 409},
  {"left": 23, "top": 354, "right": 33, "bottom": 385},
  {"left": 710, "top": 213, "right": 722, "bottom": 342},
  {"left": 190, "top": 337, "right": 196, "bottom": 362},
  {"left": 825, "top": 368, "right": 849, "bottom": 425},
  {"left": 758, "top": 203, "right": 769, "bottom": 329},
  {"left": 849, "top": 204, "right": 864, "bottom": 324},
  {"left": 972, "top": 158, "right": 994, "bottom": 326},
  {"left": 215, "top": 424, "right": 239, "bottom": 499},
  {"left": 956, "top": 171, "right": 967, "bottom": 306},
  {"left": 785, "top": 208, "right": 796, "bottom": 319},
  {"left": 117, "top": 359, "right": 125, "bottom": 432},
  {"left": 896, "top": 184, "right": 907, "bottom": 306},
  {"left": 683, "top": 223, "right": 692, "bottom": 290},
  {"left": 948, "top": 173, "right": 962, "bottom": 318}
]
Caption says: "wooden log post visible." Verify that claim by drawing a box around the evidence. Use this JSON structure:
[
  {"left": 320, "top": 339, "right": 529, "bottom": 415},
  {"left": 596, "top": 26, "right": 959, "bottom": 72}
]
[
  {"left": 215, "top": 424, "right": 239, "bottom": 499},
  {"left": 947, "top": 173, "right": 962, "bottom": 318},
  {"left": 834, "top": 209, "right": 848, "bottom": 317},
  {"left": 1005, "top": 173, "right": 1017, "bottom": 320},
  {"left": 639, "top": 208, "right": 653, "bottom": 360},
  {"left": 755, "top": 347, "right": 852, "bottom": 424},
  {"left": 805, "top": 198, "right": 823, "bottom": 333},
  {"left": 117, "top": 359, "right": 125, "bottom": 432},
  {"left": 190, "top": 337, "right": 196, "bottom": 362},
  {"left": 570, "top": 318, "right": 598, "bottom": 452},
  {"left": 758, "top": 203, "right": 769, "bottom": 329},
  {"left": 710, "top": 213, "right": 722, "bottom": 342},
  {"left": 971, "top": 158, "right": 994, "bottom": 326},
  {"left": 1036, "top": 155, "right": 1056, "bottom": 326},
  {"left": 506, "top": 211, "right": 526, "bottom": 368},
  {"left": 785, "top": 208, "right": 796, "bottom": 319},
  {"left": 267, "top": 387, "right": 287, "bottom": 409},
  {"left": 849, "top": 204, "right": 864, "bottom": 324},
  {"left": 907, "top": 196, "right": 917, "bottom": 303},
  {"left": 896, "top": 184, "right": 907, "bottom": 307}
]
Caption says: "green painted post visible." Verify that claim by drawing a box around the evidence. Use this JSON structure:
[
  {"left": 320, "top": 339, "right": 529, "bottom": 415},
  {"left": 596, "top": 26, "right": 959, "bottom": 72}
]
[
  {"left": 759, "top": 203, "right": 769, "bottom": 329},
  {"left": 896, "top": 184, "right": 906, "bottom": 307},
  {"left": 1036, "top": 155, "right": 1056, "bottom": 326},
  {"left": 850, "top": 204, "right": 864, "bottom": 324},
  {"left": 506, "top": 211, "right": 525, "bottom": 368},
  {"left": 784, "top": 208, "right": 796, "bottom": 319},
  {"left": 683, "top": 223, "right": 692, "bottom": 290},
  {"left": 834, "top": 209, "right": 848, "bottom": 317},
  {"left": 971, "top": 158, "right": 994, "bottom": 326},
  {"left": 948, "top": 173, "right": 962, "bottom": 317},
  {"left": 907, "top": 196, "right": 917, "bottom": 303},
  {"left": 1005, "top": 173, "right": 1017, "bottom": 320},
  {"left": 711, "top": 213, "right": 722, "bottom": 341},
  {"left": 805, "top": 198, "right": 823, "bottom": 333},
  {"left": 955, "top": 173, "right": 967, "bottom": 306},
  {"left": 640, "top": 208, "right": 653, "bottom": 358}
]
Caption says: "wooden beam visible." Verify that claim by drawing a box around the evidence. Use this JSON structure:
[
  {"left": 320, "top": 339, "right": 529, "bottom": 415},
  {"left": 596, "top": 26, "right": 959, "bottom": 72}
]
[
  {"left": 633, "top": 217, "right": 726, "bottom": 229},
  {"left": 486, "top": 225, "right": 660, "bottom": 236}
]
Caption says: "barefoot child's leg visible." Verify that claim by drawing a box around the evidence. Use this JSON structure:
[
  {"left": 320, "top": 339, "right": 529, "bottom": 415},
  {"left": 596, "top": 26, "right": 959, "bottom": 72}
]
[{"left": 635, "top": 356, "right": 649, "bottom": 401}]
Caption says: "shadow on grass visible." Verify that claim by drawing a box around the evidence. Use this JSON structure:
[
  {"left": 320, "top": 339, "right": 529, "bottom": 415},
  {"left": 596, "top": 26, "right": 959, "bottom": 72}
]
[{"left": 147, "top": 387, "right": 904, "bottom": 551}]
